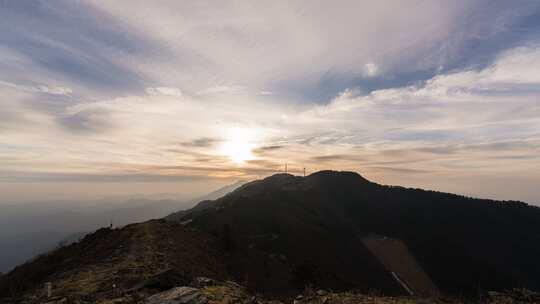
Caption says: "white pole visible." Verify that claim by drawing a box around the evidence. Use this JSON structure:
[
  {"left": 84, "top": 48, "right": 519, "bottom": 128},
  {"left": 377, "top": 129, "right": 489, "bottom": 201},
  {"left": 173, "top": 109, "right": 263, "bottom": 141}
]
[{"left": 45, "top": 282, "right": 52, "bottom": 298}]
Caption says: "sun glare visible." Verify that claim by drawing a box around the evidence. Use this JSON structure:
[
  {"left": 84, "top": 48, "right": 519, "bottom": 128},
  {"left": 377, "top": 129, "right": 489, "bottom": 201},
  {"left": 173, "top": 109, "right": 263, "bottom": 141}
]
[{"left": 221, "top": 127, "right": 256, "bottom": 164}]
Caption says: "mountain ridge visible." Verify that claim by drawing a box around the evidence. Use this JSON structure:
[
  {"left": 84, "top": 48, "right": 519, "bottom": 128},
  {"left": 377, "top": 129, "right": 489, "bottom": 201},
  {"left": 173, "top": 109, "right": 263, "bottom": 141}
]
[
  {"left": 167, "top": 170, "right": 540, "bottom": 295},
  {"left": 1, "top": 170, "right": 539, "bottom": 303}
]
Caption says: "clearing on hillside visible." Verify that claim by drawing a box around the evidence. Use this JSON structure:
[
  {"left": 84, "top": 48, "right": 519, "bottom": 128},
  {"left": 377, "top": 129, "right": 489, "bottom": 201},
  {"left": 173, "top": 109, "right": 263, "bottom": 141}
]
[{"left": 362, "top": 236, "right": 440, "bottom": 298}]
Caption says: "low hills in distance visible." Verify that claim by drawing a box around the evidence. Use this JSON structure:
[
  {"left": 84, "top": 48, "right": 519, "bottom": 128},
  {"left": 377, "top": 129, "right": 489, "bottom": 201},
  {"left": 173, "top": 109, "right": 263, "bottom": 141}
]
[
  {"left": 1, "top": 170, "right": 539, "bottom": 303},
  {"left": 0, "top": 181, "right": 245, "bottom": 273}
]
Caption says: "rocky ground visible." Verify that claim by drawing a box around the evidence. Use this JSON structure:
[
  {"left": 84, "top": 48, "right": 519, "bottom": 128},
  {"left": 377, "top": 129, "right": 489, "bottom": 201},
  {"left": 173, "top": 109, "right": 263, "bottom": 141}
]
[{"left": 24, "top": 279, "right": 539, "bottom": 304}]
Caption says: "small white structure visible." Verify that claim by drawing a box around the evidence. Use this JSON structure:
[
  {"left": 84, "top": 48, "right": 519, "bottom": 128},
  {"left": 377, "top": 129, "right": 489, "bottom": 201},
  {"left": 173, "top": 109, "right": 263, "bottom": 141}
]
[{"left": 45, "top": 282, "right": 52, "bottom": 298}]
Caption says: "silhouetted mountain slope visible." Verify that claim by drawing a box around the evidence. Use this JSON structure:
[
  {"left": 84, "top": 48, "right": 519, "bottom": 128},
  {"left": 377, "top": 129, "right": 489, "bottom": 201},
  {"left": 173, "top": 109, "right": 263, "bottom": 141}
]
[
  {"left": 2, "top": 171, "right": 539, "bottom": 302},
  {"left": 167, "top": 180, "right": 245, "bottom": 221},
  {"left": 173, "top": 171, "right": 540, "bottom": 296}
]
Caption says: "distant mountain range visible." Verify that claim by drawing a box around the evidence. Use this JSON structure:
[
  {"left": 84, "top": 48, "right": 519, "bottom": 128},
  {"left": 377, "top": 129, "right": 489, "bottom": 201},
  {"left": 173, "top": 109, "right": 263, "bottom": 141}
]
[
  {"left": 0, "top": 181, "right": 245, "bottom": 273},
  {"left": 1, "top": 171, "right": 539, "bottom": 303}
]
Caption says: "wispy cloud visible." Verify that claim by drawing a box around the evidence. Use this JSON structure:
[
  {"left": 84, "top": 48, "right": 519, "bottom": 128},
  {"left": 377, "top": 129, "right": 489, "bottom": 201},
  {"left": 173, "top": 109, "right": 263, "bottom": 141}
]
[
  {"left": 0, "top": 81, "right": 72, "bottom": 96},
  {"left": 180, "top": 137, "right": 222, "bottom": 148},
  {"left": 146, "top": 87, "right": 182, "bottom": 97}
]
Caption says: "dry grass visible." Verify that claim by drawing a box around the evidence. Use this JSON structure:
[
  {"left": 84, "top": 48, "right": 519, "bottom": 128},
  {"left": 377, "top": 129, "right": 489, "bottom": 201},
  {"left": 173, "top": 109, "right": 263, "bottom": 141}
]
[{"left": 0, "top": 220, "right": 227, "bottom": 303}]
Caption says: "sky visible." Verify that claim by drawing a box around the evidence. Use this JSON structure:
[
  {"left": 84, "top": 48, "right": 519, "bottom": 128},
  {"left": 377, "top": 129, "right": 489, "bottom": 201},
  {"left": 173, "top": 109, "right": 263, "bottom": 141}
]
[{"left": 1, "top": 0, "right": 540, "bottom": 204}]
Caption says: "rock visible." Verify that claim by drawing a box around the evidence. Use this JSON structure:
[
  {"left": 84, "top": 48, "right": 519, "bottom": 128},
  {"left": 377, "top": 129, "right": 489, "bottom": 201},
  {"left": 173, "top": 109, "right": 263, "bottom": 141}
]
[
  {"left": 226, "top": 280, "right": 244, "bottom": 289},
  {"left": 241, "top": 295, "right": 257, "bottom": 304},
  {"left": 488, "top": 288, "right": 540, "bottom": 302},
  {"left": 146, "top": 287, "right": 207, "bottom": 304},
  {"left": 192, "top": 277, "right": 216, "bottom": 288},
  {"left": 130, "top": 269, "right": 191, "bottom": 292},
  {"left": 44, "top": 297, "right": 67, "bottom": 304},
  {"left": 316, "top": 290, "right": 327, "bottom": 296}
]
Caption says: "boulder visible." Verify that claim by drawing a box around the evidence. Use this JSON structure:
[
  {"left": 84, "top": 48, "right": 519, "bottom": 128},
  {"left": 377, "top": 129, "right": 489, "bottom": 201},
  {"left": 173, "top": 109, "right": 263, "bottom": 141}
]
[
  {"left": 192, "top": 277, "right": 216, "bottom": 288},
  {"left": 43, "top": 297, "right": 67, "bottom": 304},
  {"left": 146, "top": 287, "right": 207, "bottom": 304}
]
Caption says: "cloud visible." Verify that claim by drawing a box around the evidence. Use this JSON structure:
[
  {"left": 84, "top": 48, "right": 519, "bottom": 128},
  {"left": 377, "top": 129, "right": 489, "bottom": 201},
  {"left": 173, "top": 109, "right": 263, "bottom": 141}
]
[
  {"left": 368, "top": 167, "right": 432, "bottom": 174},
  {"left": 363, "top": 63, "right": 379, "bottom": 77},
  {"left": 146, "top": 87, "right": 182, "bottom": 97},
  {"left": 3, "top": 1, "right": 540, "bottom": 101},
  {"left": 291, "top": 46, "right": 540, "bottom": 169},
  {"left": 197, "top": 85, "right": 246, "bottom": 95},
  {"left": 0, "top": 1, "right": 158, "bottom": 98},
  {"left": 37, "top": 85, "right": 72, "bottom": 96},
  {"left": 0, "top": 81, "right": 72, "bottom": 96},
  {"left": 310, "top": 154, "right": 365, "bottom": 163},
  {"left": 57, "top": 107, "right": 113, "bottom": 134},
  {"left": 252, "top": 145, "right": 285, "bottom": 155},
  {"left": 0, "top": 170, "right": 210, "bottom": 183},
  {"left": 83, "top": 1, "right": 540, "bottom": 101},
  {"left": 181, "top": 137, "right": 222, "bottom": 148}
]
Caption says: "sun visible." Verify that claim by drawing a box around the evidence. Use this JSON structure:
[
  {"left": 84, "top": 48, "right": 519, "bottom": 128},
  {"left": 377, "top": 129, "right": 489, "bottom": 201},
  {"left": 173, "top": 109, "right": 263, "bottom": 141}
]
[
  {"left": 221, "top": 127, "right": 256, "bottom": 164},
  {"left": 223, "top": 141, "right": 254, "bottom": 164}
]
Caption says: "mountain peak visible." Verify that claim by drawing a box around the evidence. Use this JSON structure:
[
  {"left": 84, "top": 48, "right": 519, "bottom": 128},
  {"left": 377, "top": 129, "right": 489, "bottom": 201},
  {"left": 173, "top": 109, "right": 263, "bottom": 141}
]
[
  {"left": 302, "top": 170, "right": 371, "bottom": 189},
  {"left": 231, "top": 170, "right": 370, "bottom": 196},
  {"left": 259, "top": 170, "right": 370, "bottom": 184},
  {"left": 262, "top": 173, "right": 296, "bottom": 181},
  {"left": 306, "top": 170, "right": 368, "bottom": 180}
]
